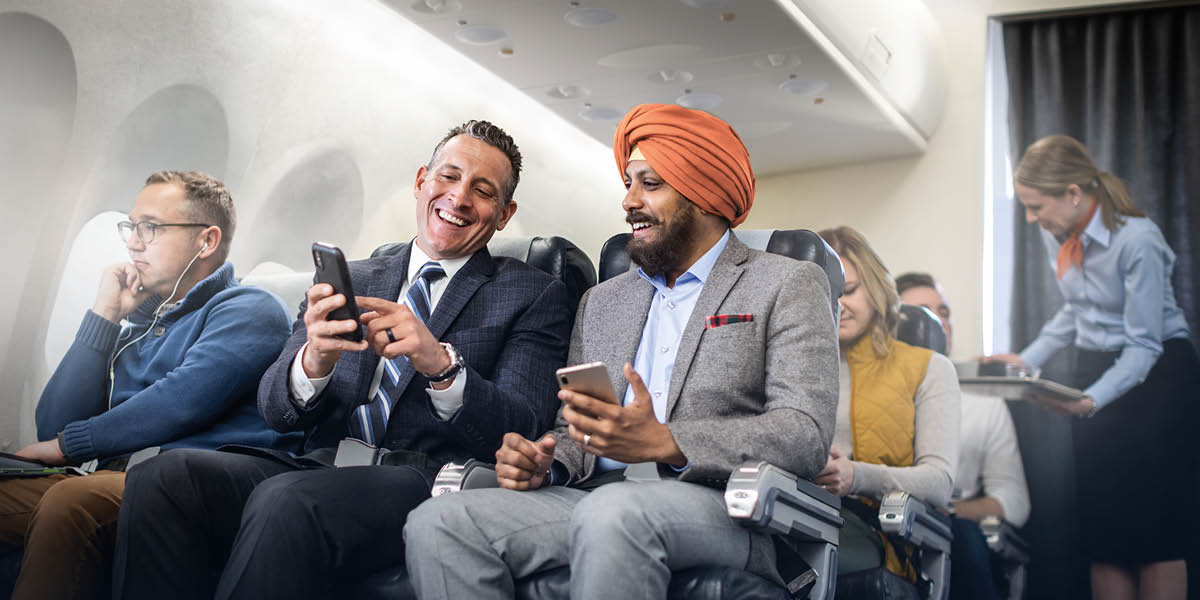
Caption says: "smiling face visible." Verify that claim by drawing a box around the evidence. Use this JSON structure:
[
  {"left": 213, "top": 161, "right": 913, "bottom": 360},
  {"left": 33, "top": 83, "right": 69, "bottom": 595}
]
[
  {"left": 413, "top": 134, "right": 518, "bottom": 260},
  {"left": 126, "top": 182, "right": 208, "bottom": 297},
  {"left": 837, "top": 258, "right": 875, "bottom": 347},
  {"left": 621, "top": 159, "right": 705, "bottom": 278},
  {"left": 1015, "top": 182, "right": 1088, "bottom": 238}
]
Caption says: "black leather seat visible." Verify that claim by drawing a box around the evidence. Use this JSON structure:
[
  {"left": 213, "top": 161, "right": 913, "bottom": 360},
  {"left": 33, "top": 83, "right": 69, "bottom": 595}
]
[
  {"left": 333, "top": 235, "right": 595, "bottom": 600},
  {"left": 836, "top": 305, "right": 954, "bottom": 600},
  {"left": 493, "top": 229, "right": 846, "bottom": 600}
]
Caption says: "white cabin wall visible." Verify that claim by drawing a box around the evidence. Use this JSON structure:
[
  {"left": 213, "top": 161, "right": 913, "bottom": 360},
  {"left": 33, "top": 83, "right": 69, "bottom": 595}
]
[
  {"left": 744, "top": 0, "right": 1151, "bottom": 360},
  {"left": 0, "top": 0, "right": 622, "bottom": 449}
]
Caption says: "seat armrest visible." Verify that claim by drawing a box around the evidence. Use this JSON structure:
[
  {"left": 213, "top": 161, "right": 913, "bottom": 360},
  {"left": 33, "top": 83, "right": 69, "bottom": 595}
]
[
  {"left": 979, "top": 516, "right": 1030, "bottom": 564},
  {"left": 725, "top": 461, "right": 843, "bottom": 600},
  {"left": 431, "top": 460, "right": 499, "bottom": 496},
  {"left": 878, "top": 491, "right": 953, "bottom": 600}
]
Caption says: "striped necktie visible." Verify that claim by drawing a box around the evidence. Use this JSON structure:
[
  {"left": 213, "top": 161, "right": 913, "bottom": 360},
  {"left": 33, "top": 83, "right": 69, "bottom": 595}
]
[{"left": 349, "top": 261, "right": 445, "bottom": 445}]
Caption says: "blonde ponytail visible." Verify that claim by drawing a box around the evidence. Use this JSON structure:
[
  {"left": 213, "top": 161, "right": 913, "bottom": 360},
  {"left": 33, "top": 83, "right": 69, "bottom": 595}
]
[{"left": 1094, "top": 171, "right": 1144, "bottom": 230}]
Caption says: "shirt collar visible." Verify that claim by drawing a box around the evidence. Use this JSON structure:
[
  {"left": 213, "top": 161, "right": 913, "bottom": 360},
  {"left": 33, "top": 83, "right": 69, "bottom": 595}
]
[
  {"left": 637, "top": 229, "right": 730, "bottom": 289},
  {"left": 1082, "top": 206, "right": 1110, "bottom": 248},
  {"left": 408, "top": 239, "right": 470, "bottom": 283}
]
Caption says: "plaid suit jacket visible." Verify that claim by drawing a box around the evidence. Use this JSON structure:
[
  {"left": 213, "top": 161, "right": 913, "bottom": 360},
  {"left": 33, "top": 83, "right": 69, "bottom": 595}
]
[{"left": 257, "top": 244, "right": 571, "bottom": 464}]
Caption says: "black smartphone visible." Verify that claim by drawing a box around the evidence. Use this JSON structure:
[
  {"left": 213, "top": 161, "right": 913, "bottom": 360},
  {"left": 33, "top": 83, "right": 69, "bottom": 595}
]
[{"left": 311, "top": 242, "right": 363, "bottom": 342}]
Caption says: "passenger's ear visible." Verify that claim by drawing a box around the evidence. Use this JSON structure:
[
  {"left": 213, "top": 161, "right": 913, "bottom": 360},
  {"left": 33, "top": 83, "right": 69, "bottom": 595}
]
[
  {"left": 198, "top": 226, "right": 221, "bottom": 258},
  {"left": 413, "top": 165, "right": 430, "bottom": 196},
  {"left": 494, "top": 200, "right": 518, "bottom": 231}
]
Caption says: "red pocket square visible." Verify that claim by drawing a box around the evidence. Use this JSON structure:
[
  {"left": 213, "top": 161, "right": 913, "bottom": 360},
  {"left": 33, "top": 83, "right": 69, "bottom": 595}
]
[{"left": 705, "top": 314, "right": 753, "bottom": 329}]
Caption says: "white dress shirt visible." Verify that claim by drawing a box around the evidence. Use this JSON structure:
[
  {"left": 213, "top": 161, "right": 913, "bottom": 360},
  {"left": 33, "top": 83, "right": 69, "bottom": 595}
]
[{"left": 287, "top": 242, "right": 471, "bottom": 421}]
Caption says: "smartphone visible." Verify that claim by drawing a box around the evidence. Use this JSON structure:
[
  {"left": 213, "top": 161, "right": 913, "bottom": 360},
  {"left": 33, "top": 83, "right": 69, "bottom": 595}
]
[
  {"left": 311, "top": 242, "right": 363, "bottom": 342},
  {"left": 556, "top": 362, "right": 619, "bottom": 404}
]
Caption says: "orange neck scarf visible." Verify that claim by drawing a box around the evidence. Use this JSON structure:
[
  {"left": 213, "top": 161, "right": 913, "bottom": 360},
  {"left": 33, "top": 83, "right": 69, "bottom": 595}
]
[{"left": 1056, "top": 199, "right": 1098, "bottom": 280}]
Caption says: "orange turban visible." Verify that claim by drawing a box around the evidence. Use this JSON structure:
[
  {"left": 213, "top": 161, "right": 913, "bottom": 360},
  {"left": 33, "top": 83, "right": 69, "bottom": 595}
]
[{"left": 613, "top": 103, "right": 755, "bottom": 227}]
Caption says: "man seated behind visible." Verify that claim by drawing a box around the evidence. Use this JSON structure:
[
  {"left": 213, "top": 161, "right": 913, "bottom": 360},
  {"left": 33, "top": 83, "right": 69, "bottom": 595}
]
[
  {"left": 0, "top": 171, "right": 298, "bottom": 600},
  {"left": 896, "top": 271, "right": 1031, "bottom": 600},
  {"left": 114, "top": 120, "right": 571, "bottom": 600},
  {"left": 404, "top": 104, "right": 839, "bottom": 600}
]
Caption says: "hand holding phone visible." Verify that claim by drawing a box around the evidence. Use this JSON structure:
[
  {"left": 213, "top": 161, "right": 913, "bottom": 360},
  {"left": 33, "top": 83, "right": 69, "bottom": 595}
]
[
  {"left": 301, "top": 243, "right": 368, "bottom": 378},
  {"left": 556, "top": 362, "right": 619, "bottom": 404}
]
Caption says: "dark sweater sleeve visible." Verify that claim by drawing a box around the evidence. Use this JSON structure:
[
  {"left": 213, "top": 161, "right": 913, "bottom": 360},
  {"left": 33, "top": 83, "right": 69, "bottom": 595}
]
[
  {"left": 57, "top": 291, "right": 291, "bottom": 462},
  {"left": 35, "top": 310, "right": 123, "bottom": 442}
]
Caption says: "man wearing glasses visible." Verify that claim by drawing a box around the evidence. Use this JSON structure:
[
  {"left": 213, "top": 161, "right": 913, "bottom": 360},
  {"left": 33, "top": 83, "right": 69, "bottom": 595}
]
[{"left": 0, "top": 171, "right": 299, "bottom": 600}]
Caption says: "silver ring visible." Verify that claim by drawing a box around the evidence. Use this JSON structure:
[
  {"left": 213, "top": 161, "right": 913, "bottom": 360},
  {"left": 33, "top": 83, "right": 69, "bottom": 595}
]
[
  {"left": 583, "top": 433, "right": 591, "bottom": 447},
  {"left": 385, "top": 328, "right": 397, "bottom": 344}
]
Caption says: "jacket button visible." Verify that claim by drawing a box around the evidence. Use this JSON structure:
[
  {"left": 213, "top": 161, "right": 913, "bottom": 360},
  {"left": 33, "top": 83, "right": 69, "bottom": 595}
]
[{"left": 154, "top": 325, "right": 166, "bottom": 336}]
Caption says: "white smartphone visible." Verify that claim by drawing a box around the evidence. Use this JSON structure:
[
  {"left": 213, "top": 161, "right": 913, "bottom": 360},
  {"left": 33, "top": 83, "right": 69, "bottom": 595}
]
[{"left": 555, "top": 362, "right": 619, "bottom": 404}]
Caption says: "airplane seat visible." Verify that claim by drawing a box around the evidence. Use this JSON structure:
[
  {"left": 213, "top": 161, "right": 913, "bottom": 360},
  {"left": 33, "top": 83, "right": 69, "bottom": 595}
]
[
  {"left": 834, "top": 305, "right": 955, "bottom": 600},
  {"left": 980, "top": 515, "right": 1030, "bottom": 600},
  {"left": 433, "top": 229, "right": 849, "bottom": 600},
  {"left": 372, "top": 235, "right": 597, "bottom": 319},
  {"left": 328, "top": 235, "right": 595, "bottom": 600},
  {"left": 894, "top": 305, "right": 1030, "bottom": 600},
  {"left": 241, "top": 236, "right": 598, "bottom": 326},
  {"left": 896, "top": 304, "right": 947, "bottom": 355},
  {"left": 599, "top": 229, "right": 844, "bottom": 319}
]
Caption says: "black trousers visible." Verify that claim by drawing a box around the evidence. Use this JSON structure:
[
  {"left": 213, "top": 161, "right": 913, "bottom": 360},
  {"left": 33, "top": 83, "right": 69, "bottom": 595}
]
[
  {"left": 949, "top": 517, "right": 999, "bottom": 600},
  {"left": 112, "top": 448, "right": 434, "bottom": 600}
]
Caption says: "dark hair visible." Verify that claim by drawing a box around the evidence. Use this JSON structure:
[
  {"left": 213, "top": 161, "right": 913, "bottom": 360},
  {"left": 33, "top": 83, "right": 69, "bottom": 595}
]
[
  {"left": 1014, "top": 134, "right": 1145, "bottom": 231},
  {"left": 895, "top": 272, "right": 937, "bottom": 295},
  {"left": 144, "top": 171, "right": 234, "bottom": 261},
  {"left": 426, "top": 120, "right": 522, "bottom": 204}
]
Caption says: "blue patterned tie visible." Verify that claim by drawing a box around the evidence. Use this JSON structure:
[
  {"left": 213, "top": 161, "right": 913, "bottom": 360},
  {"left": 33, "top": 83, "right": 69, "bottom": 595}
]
[{"left": 349, "top": 261, "right": 445, "bottom": 445}]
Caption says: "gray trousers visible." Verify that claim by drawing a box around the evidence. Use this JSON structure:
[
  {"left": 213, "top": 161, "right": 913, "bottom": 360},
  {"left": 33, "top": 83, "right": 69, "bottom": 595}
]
[{"left": 403, "top": 479, "right": 756, "bottom": 600}]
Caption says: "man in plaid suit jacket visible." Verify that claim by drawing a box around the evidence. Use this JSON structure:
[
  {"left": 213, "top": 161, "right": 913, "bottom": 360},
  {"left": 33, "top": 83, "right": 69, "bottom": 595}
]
[
  {"left": 113, "top": 120, "right": 571, "bottom": 600},
  {"left": 405, "top": 105, "right": 839, "bottom": 599}
]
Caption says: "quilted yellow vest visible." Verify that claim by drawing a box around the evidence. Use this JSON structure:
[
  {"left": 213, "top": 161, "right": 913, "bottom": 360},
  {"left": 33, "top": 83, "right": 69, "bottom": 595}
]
[
  {"left": 846, "top": 335, "right": 932, "bottom": 468},
  {"left": 845, "top": 334, "right": 933, "bottom": 581}
]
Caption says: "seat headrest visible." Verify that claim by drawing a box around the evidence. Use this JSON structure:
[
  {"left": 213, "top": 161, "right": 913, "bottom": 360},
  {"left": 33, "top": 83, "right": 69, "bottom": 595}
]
[
  {"left": 371, "top": 237, "right": 597, "bottom": 319},
  {"left": 598, "top": 229, "right": 844, "bottom": 323},
  {"left": 895, "top": 304, "right": 947, "bottom": 355}
]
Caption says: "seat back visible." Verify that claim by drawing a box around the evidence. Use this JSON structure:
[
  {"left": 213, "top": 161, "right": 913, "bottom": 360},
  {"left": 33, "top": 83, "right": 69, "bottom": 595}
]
[
  {"left": 372, "top": 236, "right": 597, "bottom": 319},
  {"left": 895, "top": 304, "right": 947, "bottom": 354},
  {"left": 598, "top": 229, "right": 844, "bottom": 323}
]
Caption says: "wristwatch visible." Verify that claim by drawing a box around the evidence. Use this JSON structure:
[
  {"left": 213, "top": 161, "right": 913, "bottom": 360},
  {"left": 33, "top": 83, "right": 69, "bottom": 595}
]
[{"left": 426, "top": 342, "right": 464, "bottom": 383}]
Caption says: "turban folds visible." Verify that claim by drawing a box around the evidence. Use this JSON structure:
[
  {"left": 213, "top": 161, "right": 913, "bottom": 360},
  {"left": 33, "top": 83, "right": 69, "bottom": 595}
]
[{"left": 613, "top": 103, "right": 755, "bottom": 227}]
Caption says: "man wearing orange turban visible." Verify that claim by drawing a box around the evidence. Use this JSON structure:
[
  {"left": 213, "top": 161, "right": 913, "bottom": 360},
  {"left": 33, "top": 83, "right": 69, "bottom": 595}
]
[{"left": 407, "top": 104, "right": 838, "bottom": 600}]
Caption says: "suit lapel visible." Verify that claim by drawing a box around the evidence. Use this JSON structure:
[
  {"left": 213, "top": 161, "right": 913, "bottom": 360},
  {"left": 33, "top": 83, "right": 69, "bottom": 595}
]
[
  {"left": 357, "top": 245, "right": 412, "bottom": 401},
  {"left": 425, "top": 248, "right": 493, "bottom": 340},
  {"left": 664, "top": 235, "right": 748, "bottom": 418}
]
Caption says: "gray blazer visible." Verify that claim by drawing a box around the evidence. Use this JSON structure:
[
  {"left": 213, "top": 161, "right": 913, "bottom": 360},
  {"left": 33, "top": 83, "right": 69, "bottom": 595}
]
[{"left": 553, "top": 234, "right": 839, "bottom": 486}]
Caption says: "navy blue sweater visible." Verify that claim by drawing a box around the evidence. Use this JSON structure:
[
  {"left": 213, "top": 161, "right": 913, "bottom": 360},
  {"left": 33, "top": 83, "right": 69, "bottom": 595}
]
[{"left": 36, "top": 262, "right": 303, "bottom": 462}]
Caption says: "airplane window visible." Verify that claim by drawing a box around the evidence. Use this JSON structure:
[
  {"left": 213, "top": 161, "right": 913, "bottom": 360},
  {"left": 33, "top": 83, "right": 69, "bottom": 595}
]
[{"left": 43, "top": 211, "right": 131, "bottom": 369}]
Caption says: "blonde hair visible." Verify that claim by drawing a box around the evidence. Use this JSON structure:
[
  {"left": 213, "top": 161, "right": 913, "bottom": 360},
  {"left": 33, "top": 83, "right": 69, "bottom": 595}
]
[
  {"left": 818, "top": 226, "right": 899, "bottom": 357},
  {"left": 1014, "top": 134, "right": 1144, "bottom": 231}
]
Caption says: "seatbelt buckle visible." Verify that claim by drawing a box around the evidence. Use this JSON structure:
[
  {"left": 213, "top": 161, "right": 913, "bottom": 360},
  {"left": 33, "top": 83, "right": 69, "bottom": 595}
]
[{"left": 333, "top": 438, "right": 380, "bottom": 468}]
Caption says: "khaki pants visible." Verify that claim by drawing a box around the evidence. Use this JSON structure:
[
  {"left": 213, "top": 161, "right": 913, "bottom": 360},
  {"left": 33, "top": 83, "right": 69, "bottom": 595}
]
[{"left": 0, "top": 471, "right": 125, "bottom": 600}]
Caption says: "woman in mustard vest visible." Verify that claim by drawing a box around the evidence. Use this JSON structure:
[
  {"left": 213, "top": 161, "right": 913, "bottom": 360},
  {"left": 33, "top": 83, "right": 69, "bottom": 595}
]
[
  {"left": 816, "top": 227, "right": 960, "bottom": 581},
  {"left": 988, "top": 135, "right": 1197, "bottom": 600}
]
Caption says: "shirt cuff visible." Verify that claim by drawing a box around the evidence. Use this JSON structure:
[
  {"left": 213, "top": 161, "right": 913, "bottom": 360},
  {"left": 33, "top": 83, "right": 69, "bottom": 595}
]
[
  {"left": 426, "top": 372, "right": 466, "bottom": 421},
  {"left": 289, "top": 343, "right": 332, "bottom": 408},
  {"left": 547, "top": 461, "right": 569, "bottom": 486},
  {"left": 1082, "top": 380, "right": 1117, "bottom": 412},
  {"left": 669, "top": 461, "right": 690, "bottom": 473}
]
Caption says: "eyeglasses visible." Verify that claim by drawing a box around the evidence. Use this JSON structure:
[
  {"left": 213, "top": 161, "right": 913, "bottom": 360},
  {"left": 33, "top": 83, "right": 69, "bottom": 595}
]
[{"left": 117, "top": 220, "right": 212, "bottom": 244}]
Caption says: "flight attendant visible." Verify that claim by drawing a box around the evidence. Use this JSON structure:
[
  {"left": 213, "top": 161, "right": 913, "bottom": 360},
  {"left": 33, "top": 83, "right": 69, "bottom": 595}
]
[{"left": 990, "top": 134, "right": 1196, "bottom": 600}]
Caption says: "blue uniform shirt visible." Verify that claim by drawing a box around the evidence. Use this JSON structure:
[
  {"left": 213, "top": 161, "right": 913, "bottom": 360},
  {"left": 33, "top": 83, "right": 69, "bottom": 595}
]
[
  {"left": 595, "top": 230, "right": 730, "bottom": 473},
  {"left": 1019, "top": 211, "right": 1190, "bottom": 410}
]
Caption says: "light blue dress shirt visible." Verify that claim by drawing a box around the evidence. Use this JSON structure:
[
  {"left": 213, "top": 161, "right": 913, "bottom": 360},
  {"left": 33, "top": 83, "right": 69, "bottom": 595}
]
[
  {"left": 1019, "top": 211, "right": 1190, "bottom": 410},
  {"left": 595, "top": 230, "right": 731, "bottom": 473}
]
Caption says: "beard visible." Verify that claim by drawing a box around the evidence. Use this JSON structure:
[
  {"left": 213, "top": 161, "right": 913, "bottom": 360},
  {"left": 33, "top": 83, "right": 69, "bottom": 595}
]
[{"left": 627, "top": 200, "right": 701, "bottom": 277}]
